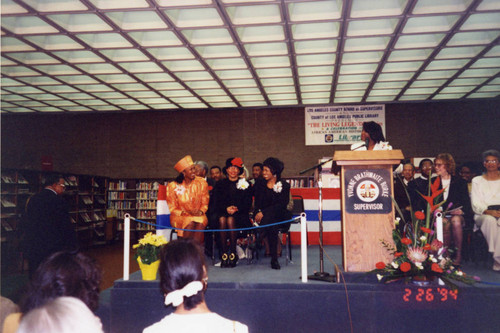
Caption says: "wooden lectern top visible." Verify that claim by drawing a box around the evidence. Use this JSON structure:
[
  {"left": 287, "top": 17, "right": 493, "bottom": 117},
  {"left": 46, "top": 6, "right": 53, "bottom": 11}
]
[{"left": 333, "top": 149, "right": 404, "bottom": 166}]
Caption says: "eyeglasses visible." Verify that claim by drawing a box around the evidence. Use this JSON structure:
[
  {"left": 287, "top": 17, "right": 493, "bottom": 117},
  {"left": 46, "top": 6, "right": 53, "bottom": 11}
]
[{"left": 485, "top": 160, "right": 499, "bottom": 164}]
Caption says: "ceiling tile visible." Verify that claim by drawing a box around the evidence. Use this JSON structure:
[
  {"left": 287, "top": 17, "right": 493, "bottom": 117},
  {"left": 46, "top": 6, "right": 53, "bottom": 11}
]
[
  {"left": 1, "top": 16, "right": 59, "bottom": 34},
  {"left": 288, "top": 0, "right": 342, "bottom": 21},
  {"left": 105, "top": 11, "right": 168, "bottom": 30},
  {"left": 351, "top": 0, "right": 408, "bottom": 18},
  {"left": 413, "top": 0, "right": 474, "bottom": 15},
  {"left": 47, "top": 13, "right": 113, "bottom": 32},
  {"left": 164, "top": 8, "right": 224, "bottom": 28},
  {"left": 226, "top": 4, "right": 281, "bottom": 25},
  {"left": 347, "top": 18, "right": 399, "bottom": 36}
]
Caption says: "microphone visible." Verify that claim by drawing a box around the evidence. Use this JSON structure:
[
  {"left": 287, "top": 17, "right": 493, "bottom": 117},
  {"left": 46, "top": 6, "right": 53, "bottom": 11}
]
[{"left": 352, "top": 138, "right": 370, "bottom": 151}]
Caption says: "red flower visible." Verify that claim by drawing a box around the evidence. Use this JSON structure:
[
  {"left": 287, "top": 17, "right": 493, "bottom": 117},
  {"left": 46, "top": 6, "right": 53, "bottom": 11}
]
[
  {"left": 415, "top": 211, "right": 425, "bottom": 220},
  {"left": 423, "top": 244, "right": 432, "bottom": 251},
  {"left": 401, "top": 237, "right": 412, "bottom": 245},
  {"left": 400, "top": 262, "right": 411, "bottom": 272},
  {"left": 431, "top": 176, "right": 441, "bottom": 194},
  {"left": 420, "top": 177, "right": 445, "bottom": 212},
  {"left": 431, "top": 263, "right": 443, "bottom": 273},
  {"left": 376, "top": 262, "right": 386, "bottom": 270},
  {"left": 421, "top": 227, "right": 432, "bottom": 234},
  {"left": 394, "top": 252, "right": 403, "bottom": 258},
  {"left": 231, "top": 157, "right": 243, "bottom": 167}
]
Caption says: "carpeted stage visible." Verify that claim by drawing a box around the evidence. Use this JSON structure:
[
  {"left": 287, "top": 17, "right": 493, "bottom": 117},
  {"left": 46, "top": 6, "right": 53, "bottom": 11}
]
[{"left": 101, "top": 245, "right": 500, "bottom": 333}]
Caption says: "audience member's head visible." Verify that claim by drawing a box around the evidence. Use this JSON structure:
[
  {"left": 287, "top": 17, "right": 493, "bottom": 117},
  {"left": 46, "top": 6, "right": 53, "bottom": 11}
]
[
  {"left": 418, "top": 158, "right": 433, "bottom": 178},
  {"left": 362, "top": 121, "right": 385, "bottom": 143},
  {"left": 263, "top": 157, "right": 285, "bottom": 180},
  {"left": 402, "top": 163, "right": 415, "bottom": 182},
  {"left": 435, "top": 153, "right": 456, "bottom": 176},
  {"left": 17, "top": 297, "right": 103, "bottom": 333},
  {"left": 20, "top": 251, "right": 102, "bottom": 314},
  {"left": 222, "top": 158, "right": 245, "bottom": 178},
  {"left": 209, "top": 165, "right": 222, "bottom": 181},
  {"left": 194, "top": 161, "right": 209, "bottom": 178},
  {"left": 43, "top": 174, "right": 66, "bottom": 194},
  {"left": 459, "top": 162, "right": 477, "bottom": 183},
  {"left": 482, "top": 149, "right": 500, "bottom": 164},
  {"left": 159, "top": 239, "right": 207, "bottom": 310},
  {"left": 252, "top": 163, "right": 263, "bottom": 180}
]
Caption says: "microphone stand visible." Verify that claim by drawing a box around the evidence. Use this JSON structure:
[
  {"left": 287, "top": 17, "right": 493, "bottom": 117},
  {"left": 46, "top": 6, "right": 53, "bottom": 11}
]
[{"left": 300, "top": 159, "right": 336, "bottom": 283}]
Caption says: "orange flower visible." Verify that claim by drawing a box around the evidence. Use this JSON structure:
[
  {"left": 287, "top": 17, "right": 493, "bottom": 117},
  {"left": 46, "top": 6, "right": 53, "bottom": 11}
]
[
  {"left": 401, "top": 237, "right": 412, "bottom": 245},
  {"left": 421, "top": 227, "right": 432, "bottom": 234},
  {"left": 400, "top": 262, "right": 411, "bottom": 272},
  {"left": 420, "top": 177, "right": 445, "bottom": 212},
  {"left": 415, "top": 211, "right": 425, "bottom": 220},
  {"left": 376, "top": 262, "right": 386, "bottom": 270},
  {"left": 394, "top": 252, "right": 403, "bottom": 257},
  {"left": 431, "top": 263, "right": 443, "bottom": 273}
]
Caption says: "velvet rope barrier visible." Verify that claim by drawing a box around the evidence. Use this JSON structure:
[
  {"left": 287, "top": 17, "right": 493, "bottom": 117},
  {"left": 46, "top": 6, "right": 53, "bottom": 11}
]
[{"left": 122, "top": 213, "right": 309, "bottom": 282}]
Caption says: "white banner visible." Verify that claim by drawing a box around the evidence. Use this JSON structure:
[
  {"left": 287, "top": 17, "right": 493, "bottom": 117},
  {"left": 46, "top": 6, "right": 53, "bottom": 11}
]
[{"left": 305, "top": 105, "right": 385, "bottom": 146}]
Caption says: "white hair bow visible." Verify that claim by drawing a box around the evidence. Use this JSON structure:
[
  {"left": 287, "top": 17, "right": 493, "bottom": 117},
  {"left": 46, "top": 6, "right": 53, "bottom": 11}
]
[{"left": 164, "top": 281, "right": 203, "bottom": 307}]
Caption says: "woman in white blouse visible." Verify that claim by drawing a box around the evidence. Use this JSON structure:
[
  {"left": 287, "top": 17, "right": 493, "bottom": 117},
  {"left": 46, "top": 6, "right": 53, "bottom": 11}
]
[
  {"left": 471, "top": 149, "right": 500, "bottom": 271},
  {"left": 143, "top": 239, "right": 248, "bottom": 333}
]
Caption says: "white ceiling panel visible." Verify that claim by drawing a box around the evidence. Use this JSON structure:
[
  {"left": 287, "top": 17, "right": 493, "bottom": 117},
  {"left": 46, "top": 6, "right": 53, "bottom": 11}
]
[{"left": 1, "top": 0, "right": 498, "bottom": 113}]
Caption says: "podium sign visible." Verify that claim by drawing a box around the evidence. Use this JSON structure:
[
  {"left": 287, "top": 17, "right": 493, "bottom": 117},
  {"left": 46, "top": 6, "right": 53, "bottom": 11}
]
[
  {"left": 333, "top": 150, "right": 404, "bottom": 272},
  {"left": 344, "top": 168, "right": 392, "bottom": 214}
]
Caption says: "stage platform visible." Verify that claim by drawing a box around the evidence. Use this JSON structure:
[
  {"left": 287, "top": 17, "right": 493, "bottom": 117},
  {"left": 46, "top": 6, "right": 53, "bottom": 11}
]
[{"left": 100, "top": 245, "right": 500, "bottom": 333}]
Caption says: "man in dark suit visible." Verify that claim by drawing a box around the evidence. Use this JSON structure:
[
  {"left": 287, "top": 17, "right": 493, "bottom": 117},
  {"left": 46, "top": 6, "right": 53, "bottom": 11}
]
[{"left": 23, "top": 174, "right": 78, "bottom": 277}]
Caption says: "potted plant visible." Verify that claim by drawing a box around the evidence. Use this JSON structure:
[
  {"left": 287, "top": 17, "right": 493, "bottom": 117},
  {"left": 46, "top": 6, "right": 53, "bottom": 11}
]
[{"left": 133, "top": 232, "right": 168, "bottom": 280}]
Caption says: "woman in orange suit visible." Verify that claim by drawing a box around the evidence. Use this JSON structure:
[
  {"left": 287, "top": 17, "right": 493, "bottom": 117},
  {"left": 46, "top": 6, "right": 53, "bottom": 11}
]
[{"left": 167, "top": 155, "right": 209, "bottom": 244}]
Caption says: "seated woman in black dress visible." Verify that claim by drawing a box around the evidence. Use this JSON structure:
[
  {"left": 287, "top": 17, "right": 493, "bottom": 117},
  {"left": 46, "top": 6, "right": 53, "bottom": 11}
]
[
  {"left": 253, "top": 157, "right": 291, "bottom": 270},
  {"left": 434, "top": 153, "right": 472, "bottom": 266},
  {"left": 214, "top": 158, "right": 252, "bottom": 268}
]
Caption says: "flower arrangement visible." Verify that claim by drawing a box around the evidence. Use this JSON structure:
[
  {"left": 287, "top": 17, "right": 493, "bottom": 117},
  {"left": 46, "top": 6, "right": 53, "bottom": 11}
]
[
  {"left": 371, "top": 176, "right": 478, "bottom": 289},
  {"left": 133, "top": 232, "right": 168, "bottom": 265}
]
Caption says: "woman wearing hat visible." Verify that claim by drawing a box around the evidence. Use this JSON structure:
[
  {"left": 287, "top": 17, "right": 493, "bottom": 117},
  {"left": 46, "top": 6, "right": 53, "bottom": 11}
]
[
  {"left": 253, "top": 157, "right": 291, "bottom": 270},
  {"left": 214, "top": 158, "right": 252, "bottom": 267},
  {"left": 167, "top": 155, "right": 209, "bottom": 244}
]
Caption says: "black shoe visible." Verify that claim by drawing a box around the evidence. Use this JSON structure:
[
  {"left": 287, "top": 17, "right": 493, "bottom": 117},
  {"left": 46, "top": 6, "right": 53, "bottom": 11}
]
[
  {"left": 271, "top": 259, "right": 280, "bottom": 270},
  {"left": 229, "top": 253, "right": 238, "bottom": 268},
  {"left": 221, "top": 253, "right": 229, "bottom": 268}
]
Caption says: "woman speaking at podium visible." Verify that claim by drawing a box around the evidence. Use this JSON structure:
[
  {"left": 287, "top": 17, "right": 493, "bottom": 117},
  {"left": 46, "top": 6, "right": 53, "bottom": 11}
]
[{"left": 350, "top": 121, "right": 392, "bottom": 151}]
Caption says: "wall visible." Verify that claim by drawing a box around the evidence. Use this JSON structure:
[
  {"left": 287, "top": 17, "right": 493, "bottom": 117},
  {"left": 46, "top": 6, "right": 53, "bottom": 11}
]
[{"left": 2, "top": 99, "right": 499, "bottom": 178}]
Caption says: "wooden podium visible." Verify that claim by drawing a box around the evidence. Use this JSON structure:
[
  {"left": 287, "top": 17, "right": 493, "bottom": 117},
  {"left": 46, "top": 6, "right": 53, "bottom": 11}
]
[{"left": 333, "top": 150, "right": 404, "bottom": 272}]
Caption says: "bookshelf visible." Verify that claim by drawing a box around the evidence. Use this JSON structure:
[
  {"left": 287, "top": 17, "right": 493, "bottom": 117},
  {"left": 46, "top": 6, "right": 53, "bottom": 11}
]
[
  {"left": 283, "top": 176, "right": 315, "bottom": 188},
  {"left": 107, "top": 179, "right": 169, "bottom": 234},
  {"left": 1, "top": 169, "right": 110, "bottom": 272}
]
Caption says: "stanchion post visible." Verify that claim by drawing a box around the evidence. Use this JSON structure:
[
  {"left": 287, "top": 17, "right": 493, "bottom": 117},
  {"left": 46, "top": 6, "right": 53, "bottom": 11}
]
[
  {"left": 300, "top": 213, "right": 308, "bottom": 283},
  {"left": 123, "top": 213, "right": 131, "bottom": 281}
]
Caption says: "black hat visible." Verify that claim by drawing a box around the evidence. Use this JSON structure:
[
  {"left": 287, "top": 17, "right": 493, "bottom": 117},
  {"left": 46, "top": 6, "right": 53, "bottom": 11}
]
[{"left": 223, "top": 157, "right": 244, "bottom": 176}]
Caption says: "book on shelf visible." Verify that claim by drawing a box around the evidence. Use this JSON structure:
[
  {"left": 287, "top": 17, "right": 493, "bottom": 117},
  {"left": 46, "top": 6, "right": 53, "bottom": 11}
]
[
  {"left": 1, "top": 199, "right": 16, "bottom": 208},
  {"left": 17, "top": 174, "right": 28, "bottom": 184},
  {"left": 80, "top": 212, "right": 92, "bottom": 223},
  {"left": 94, "top": 229, "right": 105, "bottom": 237},
  {"left": 96, "top": 197, "right": 106, "bottom": 204},
  {"left": 81, "top": 196, "right": 93, "bottom": 205},
  {"left": 66, "top": 176, "right": 78, "bottom": 186},
  {"left": 1, "top": 220, "right": 14, "bottom": 231},
  {"left": 1, "top": 175, "right": 15, "bottom": 183}
]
